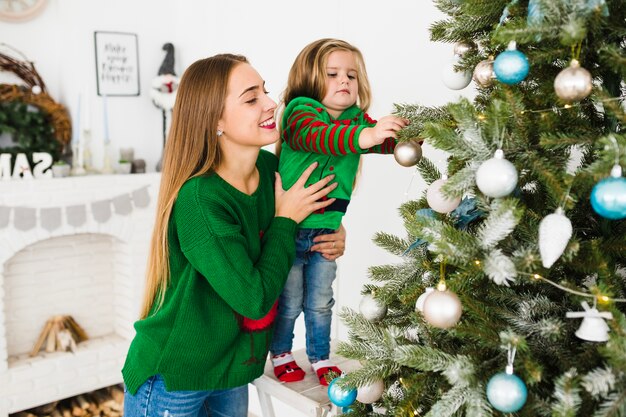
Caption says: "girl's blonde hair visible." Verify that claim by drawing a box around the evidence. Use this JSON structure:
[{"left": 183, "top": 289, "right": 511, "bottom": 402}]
[
  {"left": 283, "top": 38, "right": 371, "bottom": 112},
  {"left": 139, "top": 54, "right": 248, "bottom": 319}
]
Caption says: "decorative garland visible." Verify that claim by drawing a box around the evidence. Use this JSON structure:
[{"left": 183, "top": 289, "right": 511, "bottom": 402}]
[{"left": 0, "top": 43, "right": 71, "bottom": 155}]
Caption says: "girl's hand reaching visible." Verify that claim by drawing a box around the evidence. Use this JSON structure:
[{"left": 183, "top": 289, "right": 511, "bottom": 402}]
[
  {"left": 274, "top": 162, "right": 338, "bottom": 224},
  {"left": 359, "top": 115, "right": 409, "bottom": 149}
]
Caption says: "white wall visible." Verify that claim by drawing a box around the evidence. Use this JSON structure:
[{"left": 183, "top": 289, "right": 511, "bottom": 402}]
[{"left": 1, "top": 1, "right": 475, "bottom": 415}]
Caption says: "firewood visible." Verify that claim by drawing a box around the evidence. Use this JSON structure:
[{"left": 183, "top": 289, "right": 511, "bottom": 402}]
[
  {"left": 12, "top": 412, "right": 38, "bottom": 417},
  {"left": 65, "top": 316, "right": 88, "bottom": 342},
  {"left": 30, "top": 320, "right": 54, "bottom": 357},
  {"left": 108, "top": 386, "right": 124, "bottom": 406},
  {"left": 45, "top": 321, "right": 58, "bottom": 353},
  {"left": 76, "top": 395, "right": 91, "bottom": 411},
  {"left": 70, "top": 400, "right": 84, "bottom": 417},
  {"left": 29, "top": 401, "right": 58, "bottom": 415}
]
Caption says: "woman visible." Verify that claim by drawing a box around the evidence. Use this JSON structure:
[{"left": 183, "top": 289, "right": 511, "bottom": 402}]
[{"left": 122, "top": 54, "right": 346, "bottom": 417}]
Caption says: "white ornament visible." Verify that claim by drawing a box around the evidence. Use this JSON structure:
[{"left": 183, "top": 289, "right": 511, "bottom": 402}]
[
  {"left": 566, "top": 301, "right": 613, "bottom": 342},
  {"left": 442, "top": 56, "right": 472, "bottom": 90},
  {"left": 415, "top": 287, "right": 434, "bottom": 312},
  {"left": 422, "top": 289, "right": 462, "bottom": 329},
  {"left": 476, "top": 149, "right": 518, "bottom": 198},
  {"left": 359, "top": 294, "right": 387, "bottom": 321},
  {"left": 538, "top": 207, "right": 573, "bottom": 268},
  {"left": 31, "top": 85, "right": 42, "bottom": 95},
  {"left": 427, "top": 178, "right": 461, "bottom": 213},
  {"left": 356, "top": 380, "right": 385, "bottom": 404}
]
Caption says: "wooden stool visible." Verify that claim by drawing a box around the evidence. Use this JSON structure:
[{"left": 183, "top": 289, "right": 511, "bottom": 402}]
[{"left": 252, "top": 347, "right": 360, "bottom": 417}]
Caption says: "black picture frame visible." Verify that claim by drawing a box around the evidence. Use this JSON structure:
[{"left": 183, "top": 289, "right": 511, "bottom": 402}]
[{"left": 94, "top": 31, "right": 140, "bottom": 96}]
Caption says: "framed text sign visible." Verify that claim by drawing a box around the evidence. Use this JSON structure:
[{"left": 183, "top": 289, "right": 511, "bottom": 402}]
[{"left": 94, "top": 31, "right": 140, "bottom": 96}]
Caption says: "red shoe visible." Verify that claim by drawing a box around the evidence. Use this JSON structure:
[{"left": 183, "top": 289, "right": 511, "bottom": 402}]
[
  {"left": 272, "top": 352, "right": 305, "bottom": 383},
  {"left": 312, "top": 360, "right": 341, "bottom": 386}
]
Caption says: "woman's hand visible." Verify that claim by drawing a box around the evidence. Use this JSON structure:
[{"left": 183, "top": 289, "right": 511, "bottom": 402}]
[
  {"left": 274, "top": 162, "right": 338, "bottom": 224},
  {"left": 311, "top": 224, "right": 346, "bottom": 260}
]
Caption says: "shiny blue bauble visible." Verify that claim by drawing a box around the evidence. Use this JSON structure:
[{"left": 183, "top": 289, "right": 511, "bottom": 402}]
[
  {"left": 486, "top": 372, "right": 528, "bottom": 413},
  {"left": 591, "top": 176, "right": 626, "bottom": 220},
  {"left": 493, "top": 50, "right": 529, "bottom": 85},
  {"left": 328, "top": 377, "right": 357, "bottom": 408},
  {"left": 341, "top": 406, "right": 355, "bottom": 413}
]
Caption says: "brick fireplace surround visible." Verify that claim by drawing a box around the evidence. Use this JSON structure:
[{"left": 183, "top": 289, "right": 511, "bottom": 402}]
[{"left": 0, "top": 174, "right": 160, "bottom": 417}]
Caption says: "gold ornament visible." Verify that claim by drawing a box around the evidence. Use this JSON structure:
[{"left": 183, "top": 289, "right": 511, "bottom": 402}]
[
  {"left": 473, "top": 59, "right": 495, "bottom": 88},
  {"left": 554, "top": 59, "right": 592, "bottom": 102},
  {"left": 422, "top": 289, "right": 462, "bottom": 329},
  {"left": 394, "top": 139, "right": 422, "bottom": 167}
]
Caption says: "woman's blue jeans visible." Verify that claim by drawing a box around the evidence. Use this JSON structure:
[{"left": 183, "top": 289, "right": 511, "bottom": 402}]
[
  {"left": 123, "top": 375, "right": 248, "bottom": 417},
  {"left": 270, "top": 228, "right": 337, "bottom": 363}
]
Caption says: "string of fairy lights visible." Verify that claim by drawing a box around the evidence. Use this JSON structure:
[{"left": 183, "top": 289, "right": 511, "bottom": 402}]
[{"left": 400, "top": 93, "right": 625, "bottom": 304}]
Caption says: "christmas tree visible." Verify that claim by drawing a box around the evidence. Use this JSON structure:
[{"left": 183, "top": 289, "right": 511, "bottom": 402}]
[{"left": 334, "top": 0, "right": 626, "bottom": 416}]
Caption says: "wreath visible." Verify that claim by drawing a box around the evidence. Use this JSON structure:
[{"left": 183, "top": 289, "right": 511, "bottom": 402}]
[{"left": 0, "top": 44, "right": 71, "bottom": 164}]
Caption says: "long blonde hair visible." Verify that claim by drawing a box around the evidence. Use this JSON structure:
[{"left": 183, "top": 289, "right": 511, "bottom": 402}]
[
  {"left": 277, "top": 38, "right": 370, "bottom": 181},
  {"left": 140, "top": 54, "right": 248, "bottom": 319}
]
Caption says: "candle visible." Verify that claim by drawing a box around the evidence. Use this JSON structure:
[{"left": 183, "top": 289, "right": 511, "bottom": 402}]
[
  {"left": 72, "top": 94, "right": 81, "bottom": 145},
  {"left": 102, "top": 93, "right": 110, "bottom": 143}
]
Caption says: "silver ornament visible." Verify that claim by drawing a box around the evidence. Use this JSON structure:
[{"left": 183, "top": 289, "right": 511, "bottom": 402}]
[
  {"left": 359, "top": 293, "right": 387, "bottom": 321},
  {"left": 475, "top": 149, "right": 518, "bottom": 198},
  {"left": 394, "top": 139, "right": 422, "bottom": 167},
  {"left": 473, "top": 59, "right": 495, "bottom": 87},
  {"left": 387, "top": 380, "right": 406, "bottom": 402},
  {"left": 427, "top": 178, "right": 461, "bottom": 213},
  {"left": 422, "top": 289, "right": 462, "bottom": 329},
  {"left": 554, "top": 60, "right": 592, "bottom": 102},
  {"left": 356, "top": 379, "right": 385, "bottom": 404},
  {"left": 538, "top": 207, "right": 572, "bottom": 268},
  {"left": 442, "top": 56, "right": 472, "bottom": 90},
  {"left": 453, "top": 42, "right": 474, "bottom": 57}
]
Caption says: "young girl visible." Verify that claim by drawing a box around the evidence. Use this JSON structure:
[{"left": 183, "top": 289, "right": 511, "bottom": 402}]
[
  {"left": 121, "top": 54, "right": 346, "bottom": 417},
  {"left": 271, "top": 39, "right": 409, "bottom": 385}
]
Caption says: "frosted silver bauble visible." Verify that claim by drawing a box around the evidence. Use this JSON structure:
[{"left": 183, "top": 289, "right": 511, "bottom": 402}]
[
  {"left": 473, "top": 59, "right": 495, "bottom": 87},
  {"left": 538, "top": 207, "right": 572, "bottom": 268},
  {"left": 554, "top": 60, "right": 592, "bottom": 102},
  {"left": 422, "top": 289, "right": 462, "bottom": 329},
  {"left": 453, "top": 41, "right": 474, "bottom": 56},
  {"left": 387, "top": 381, "right": 406, "bottom": 402},
  {"left": 427, "top": 178, "right": 461, "bottom": 213},
  {"left": 359, "top": 294, "right": 387, "bottom": 321},
  {"left": 356, "top": 380, "right": 385, "bottom": 404},
  {"left": 442, "top": 56, "right": 472, "bottom": 90},
  {"left": 394, "top": 139, "right": 423, "bottom": 167},
  {"left": 475, "top": 149, "right": 518, "bottom": 198}
]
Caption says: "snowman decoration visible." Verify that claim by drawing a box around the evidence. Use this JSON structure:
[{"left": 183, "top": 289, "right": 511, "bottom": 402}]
[{"left": 150, "top": 43, "right": 180, "bottom": 171}]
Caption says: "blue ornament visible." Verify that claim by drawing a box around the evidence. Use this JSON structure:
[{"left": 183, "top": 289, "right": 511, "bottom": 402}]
[
  {"left": 590, "top": 166, "right": 626, "bottom": 220},
  {"left": 341, "top": 406, "right": 355, "bottom": 413},
  {"left": 486, "top": 372, "right": 528, "bottom": 413},
  {"left": 493, "top": 42, "right": 529, "bottom": 85},
  {"left": 328, "top": 377, "right": 357, "bottom": 408}
]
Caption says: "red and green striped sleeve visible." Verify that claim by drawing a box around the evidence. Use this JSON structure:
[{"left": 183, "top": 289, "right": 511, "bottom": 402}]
[
  {"left": 282, "top": 105, "right": 366, "bottom": 156},
  {"left": 359, "top": 112, "right": 397, "bottom": 155}
]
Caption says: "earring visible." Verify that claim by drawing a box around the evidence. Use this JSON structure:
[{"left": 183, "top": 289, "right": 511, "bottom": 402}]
[{"left": 217, "top": 129, "right": 223, "bottom": 137}]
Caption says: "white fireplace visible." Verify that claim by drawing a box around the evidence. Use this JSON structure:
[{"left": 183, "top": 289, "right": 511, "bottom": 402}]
[{"left": 0, "top": 174, "right": 159, "bottom": 417}]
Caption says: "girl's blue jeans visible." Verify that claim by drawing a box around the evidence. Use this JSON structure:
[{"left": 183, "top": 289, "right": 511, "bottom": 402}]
[
  {"left": 270, "top": 228, "right": 337, "bottom": 363},
  {"left": 123, "top": 375, "right": 248, "bottom": 417}
]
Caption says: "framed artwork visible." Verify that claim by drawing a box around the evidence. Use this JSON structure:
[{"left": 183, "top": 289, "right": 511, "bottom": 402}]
[{"left": 94, "top": 31, "right": 140, "bottom": 96}]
